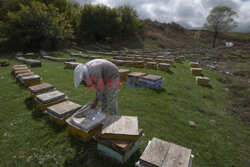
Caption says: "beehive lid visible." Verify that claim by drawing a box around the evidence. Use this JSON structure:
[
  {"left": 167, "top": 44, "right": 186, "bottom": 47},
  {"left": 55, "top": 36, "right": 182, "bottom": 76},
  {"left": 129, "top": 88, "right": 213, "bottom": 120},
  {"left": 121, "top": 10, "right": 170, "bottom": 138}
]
[
  {"left": 133, "top": 61, "right": 145, "bottom": 64},
  {"left": 101, "top": 116, "right": 139, "bottom": 138},
  {"left": 118, "top": 69, "right": 130, "bottom": 74},
  {"left": 36, "top": 90, "right": 66, "bottom": 104},
  {"left": 17, "top": 72, "right": 35, "bottom": 77},
  {"left": 139, "top": 137, "right": 192, "bottom": 167},
  {"left": 15, "top": 69, "right": 31, "bottom": 75},
  {"left": 159, "top": 63, "right": 171, "bottom": 67},
  {"left": 13, "top": 65, "right": 27, "bottom": 69},
  {"left": 128, "top": 72, "right": 147, "bottom": 77},
  {"left": 146, "top": 62, "right": 158, "bottom": 65},
  {"left": 190, "top": 68, "right": 202, "bottom": 71},
  {"left": 13, "top": 67, "right": 28, "bottom": 71},
  {"left": 69, "top": 103, "right": 106, "bottom": 132},
  {"left": 141, "top": 75, "right": 163, "bottom": 81},
  {"left": 28, "top": 83, "right": 54, "bottom": 94},
  {"left": 20, "top": 74, "right": 40, "bottom": 82},
  {"left": 196, "top": 76, "right": 210, "bottom": 81},
  {"left": 189, "top": 62, "right": 199, "bottom": 65},
  {"left": 47, "top": 101, "right": 82, "bottom": 119}
]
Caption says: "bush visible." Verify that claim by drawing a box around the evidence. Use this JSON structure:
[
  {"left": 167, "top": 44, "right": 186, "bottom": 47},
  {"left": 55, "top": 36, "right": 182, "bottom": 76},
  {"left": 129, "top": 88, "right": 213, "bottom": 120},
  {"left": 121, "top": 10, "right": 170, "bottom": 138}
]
[{"left": 5, "top": 1, "right": 74, "bottom": 49}]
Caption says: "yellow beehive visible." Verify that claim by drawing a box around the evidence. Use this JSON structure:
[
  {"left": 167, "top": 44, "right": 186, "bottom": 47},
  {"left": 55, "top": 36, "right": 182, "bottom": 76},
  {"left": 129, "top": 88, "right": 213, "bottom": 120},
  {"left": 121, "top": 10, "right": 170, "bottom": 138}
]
[
  {"left": 118, "top": 69, "right": 131, "bottom": 81},
  {"left": 123, "top": 61, "right": 134, "bottom": 67},
  {"left": 145, "top": 62, "right": 158, "bottom": 69},
  {"left": 196, "top": 76, "right": 210, "bottom": 85},
  {"left": 191, "top": 68, "right": 202, "bottom": 75},
  {"left": 28, "top": 83, "right": 54, "bottom": 99},
  {"left": 189, "top": 62, "right": 200, "bottom": 68},
  {"left": 133, "top": 61, "right": 145, "bottom": 68},
  {"left": 144, "top": 58, "right": 154, "bottom": 62},
  {"left": 174, "top": 57, "right": 182, "bottom": 63},
  {"left": 158, "top": 63, "right": 171, "bottom": 71}
]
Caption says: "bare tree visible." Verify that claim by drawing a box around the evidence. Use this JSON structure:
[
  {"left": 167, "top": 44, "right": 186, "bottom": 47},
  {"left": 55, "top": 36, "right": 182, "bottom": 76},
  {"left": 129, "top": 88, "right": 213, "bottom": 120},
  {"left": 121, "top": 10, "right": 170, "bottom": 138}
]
[{"left": 204, "top": 6, "right": 237, "bottom": 48}]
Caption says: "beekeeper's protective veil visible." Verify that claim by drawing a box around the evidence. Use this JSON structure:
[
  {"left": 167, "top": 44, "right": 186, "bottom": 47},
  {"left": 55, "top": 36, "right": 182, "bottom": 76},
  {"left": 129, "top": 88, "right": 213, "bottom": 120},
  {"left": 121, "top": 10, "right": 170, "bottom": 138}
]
[{"left": 73, "top": 63, "right": 89, "bottom": 88}]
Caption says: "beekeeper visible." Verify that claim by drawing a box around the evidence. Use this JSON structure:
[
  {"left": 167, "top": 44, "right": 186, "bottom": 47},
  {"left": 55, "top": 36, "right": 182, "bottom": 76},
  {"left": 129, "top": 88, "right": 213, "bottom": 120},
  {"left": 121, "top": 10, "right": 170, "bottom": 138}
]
[{"left": 73, "top": 59, "right": 119, "bottom": 115}]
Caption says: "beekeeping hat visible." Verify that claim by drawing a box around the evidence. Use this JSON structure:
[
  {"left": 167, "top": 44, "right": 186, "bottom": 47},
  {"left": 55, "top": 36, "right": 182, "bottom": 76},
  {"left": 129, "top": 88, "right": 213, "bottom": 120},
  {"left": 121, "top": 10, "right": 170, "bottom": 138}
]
[{"left": 73, "top": 63, "right": 89, "bottom": 88}]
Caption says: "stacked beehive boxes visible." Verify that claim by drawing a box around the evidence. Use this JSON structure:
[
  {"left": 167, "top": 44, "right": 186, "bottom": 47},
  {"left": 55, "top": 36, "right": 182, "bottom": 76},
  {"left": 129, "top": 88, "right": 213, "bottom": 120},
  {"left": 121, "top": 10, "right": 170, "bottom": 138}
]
[
  {"left": 36, "top": 90, "right": 68, "bottom": 110},
  {"left": 20, "top": 75, "right": 41, "bottom": 87},
  {"left": 190, "top": 68, "right": 202, "bottom": 75},
  {"left": 66, "top": 103, "right": 106, "bottom": 142},
  {"left": 138, "top": 75, "right": 163, "bottom": 89},
  {"left": 95, "top": 116, "right": 143, "bottom": 164},
  {"left": 189, "top": 62, "right": 200, "bottom": 68},
  {"left": 136, "top": 137, "right": 193, "bottom": 167},
  {"left": 196, "top": 76, "right": 210, "bottom": 85},
  {"left": 46, "top": 101, "right": 82, "bottom": 126},
  {"left": 145, "top": 62, "right": 158, "bottom": 69}
]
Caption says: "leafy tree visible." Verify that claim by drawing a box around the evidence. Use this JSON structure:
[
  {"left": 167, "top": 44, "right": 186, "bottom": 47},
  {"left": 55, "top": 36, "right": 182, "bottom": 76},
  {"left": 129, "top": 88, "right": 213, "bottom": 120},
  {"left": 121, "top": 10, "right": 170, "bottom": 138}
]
[
  {"left": 117, "top": 5, "right": 140, "bottom": 35},
  {"left": 78, "top": 4, "right": 121, "bottom": 40},
  {"left": 204, "top": 6, "right": 237, "bottom": 48},
  {"left": 5, "top": 1, "right": 74, "bottom": 48}
]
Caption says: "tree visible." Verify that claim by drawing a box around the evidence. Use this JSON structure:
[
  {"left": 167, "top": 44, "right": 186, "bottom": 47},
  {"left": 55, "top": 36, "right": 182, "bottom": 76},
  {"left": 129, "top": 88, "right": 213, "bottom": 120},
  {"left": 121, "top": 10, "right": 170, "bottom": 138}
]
[
  {"left": 5, "top": 1, "right": 74, "bottom": 48},
  {"left": 204, "top": 6, "right": 237, "bottom": 48}
]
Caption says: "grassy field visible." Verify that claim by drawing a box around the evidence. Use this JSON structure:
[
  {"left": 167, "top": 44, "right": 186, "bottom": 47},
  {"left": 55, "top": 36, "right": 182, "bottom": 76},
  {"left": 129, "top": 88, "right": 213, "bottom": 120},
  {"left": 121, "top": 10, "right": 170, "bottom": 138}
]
[{"left": 0, "top": 51, "right": 249, "bottom": 167}]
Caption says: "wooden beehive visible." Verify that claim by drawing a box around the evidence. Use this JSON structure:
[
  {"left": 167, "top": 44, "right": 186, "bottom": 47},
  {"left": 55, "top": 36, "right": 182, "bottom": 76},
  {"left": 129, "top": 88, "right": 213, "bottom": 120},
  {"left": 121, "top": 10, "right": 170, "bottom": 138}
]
[
  {"left": 189, "top": 62, "right": 199, "bottom": 68},
  {"left": 95, "top": 129, "right": 143, "bottom": 164},
  {"left": 133, "top": 61, "right": 145, "bottom": 68},
  {"left": 190, "top": 68, "right": 202, "bottom": 75},
  {"left": 16, "top": 72, "right": 35, "bottom": 79},
  {"left": 196, "top": 76, "right": 210, "bottom": 85},
  {"left": 165, "top": 59, "right": 174, "bottom": 65},
  {"left": 144, "top": 58, "right": 154, "bottom": 62},
  {"left": 36, "top": 90, "right": 68, "bottom": 110},
  {"left": 118, "top": 69, "right": 131, "bottom": 81},
  {"left": 138, "top": 75, "right": 163, "bottom": 89},
  {"left": 145, "top": 62, "right": 158, "bottom": 69},
  {"left": 158, "top": 63, "right": 171, "bottom": 71},
  {"left": 155, "top": 59, "right": 165, "bottom": 63},
  {"left": 174, "top": 57, "right": 182, "bottom": 63},
  {"left": 20, "top": 74, "right": 41, "bottom": 87},
  {"left": 46, "top": 101, "right": 81, "bottom": 126},
  {"left": 136, "top": 137, "right": 193, "bottom": 167},
  {"left": 123, "top": 61, "right": 134, "bottom": 67},
  {"left": 127, "top": 72, "right": 147, "bottom": 85},
  {"left": 28, "top": 83, "right": 54, "bottom": 99},
  {"left": 101, "top": 116, "right": 139, "bottom": 141}
]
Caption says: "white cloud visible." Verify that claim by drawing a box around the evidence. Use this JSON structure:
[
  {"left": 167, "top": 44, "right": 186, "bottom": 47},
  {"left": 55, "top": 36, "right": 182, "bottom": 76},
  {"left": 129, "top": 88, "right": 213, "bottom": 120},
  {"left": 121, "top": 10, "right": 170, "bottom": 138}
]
[{"left": 75, "top": 0, "right": 250, "bottom": 32}]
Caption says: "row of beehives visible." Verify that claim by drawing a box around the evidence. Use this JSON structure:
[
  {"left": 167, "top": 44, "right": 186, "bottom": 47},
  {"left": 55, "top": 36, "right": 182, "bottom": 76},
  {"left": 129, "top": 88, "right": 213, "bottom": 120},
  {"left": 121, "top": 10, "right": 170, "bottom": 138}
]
[
  {"left": 12, "top": 65, "right": 194, "bottom": 166},
  {"left": 64, "top": 50, "right": 103, "bottom": 60},
  {"left": 189, "top": 62, "right": 210, "bottom": 86},
  {"left": 15, "top": 52, "right": 42, "bottom": 67},
  {"left": 39, "top": 50, "right": 76, "bottom": 62}
]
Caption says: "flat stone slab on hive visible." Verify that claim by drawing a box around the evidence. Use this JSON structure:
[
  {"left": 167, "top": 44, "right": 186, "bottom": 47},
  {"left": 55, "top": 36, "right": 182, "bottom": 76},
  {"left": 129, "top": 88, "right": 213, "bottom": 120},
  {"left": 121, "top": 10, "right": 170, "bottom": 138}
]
[
  {"left": 36, "top": 90, "right": 66, "bottom": 104},
  {"left": 17, "top": 72, "right": 35, "bottom": 77},
  {"left": 102, "top": 116, "right": 139, "bottom": 137},
  {"left": 118, "top": 69, "right": 131, "bottom": 74},
  {"left": 47, "top": 101, "right": 81, "bottom": 118},
  {"left": 140, "top": 138, "right": 191, "bottom": 167},
  {"left": 128, "top": 72, "right": 147, "bottom": 78},
  {"left": 28, "top": 83, "right": 54, "bottom": 94},
  {"left": 141, "top": 75, "right": 163, "bottom": 81},
  {"left": 20, "top": 74, "right": 40, "bottom": 82}
]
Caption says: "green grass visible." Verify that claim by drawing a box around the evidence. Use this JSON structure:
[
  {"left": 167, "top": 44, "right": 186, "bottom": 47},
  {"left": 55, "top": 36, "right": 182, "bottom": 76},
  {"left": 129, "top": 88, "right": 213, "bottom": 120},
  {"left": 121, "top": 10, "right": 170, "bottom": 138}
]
[
  {"left": 223, "top": 32, "right": 250, "bottom": 40},
  {"left": 0, "top": 51, "right": 249, "bottom": 167}
]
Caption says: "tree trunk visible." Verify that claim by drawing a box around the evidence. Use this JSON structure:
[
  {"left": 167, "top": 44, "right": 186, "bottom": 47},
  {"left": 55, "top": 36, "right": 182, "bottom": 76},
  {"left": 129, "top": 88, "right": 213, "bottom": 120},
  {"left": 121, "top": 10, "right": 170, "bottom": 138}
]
[{"left": 212, "top": 31, "right": 218, "bottom": 48}]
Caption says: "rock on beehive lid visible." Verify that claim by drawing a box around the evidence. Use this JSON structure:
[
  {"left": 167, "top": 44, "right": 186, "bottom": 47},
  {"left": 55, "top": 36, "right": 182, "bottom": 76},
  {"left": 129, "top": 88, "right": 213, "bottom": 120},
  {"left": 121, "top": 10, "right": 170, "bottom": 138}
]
[
  {"left": 28, "top": 83, "right": 54, "bottom": 95},
  {"left": 15, "top": 69, "right": 31, "bottom": 75},
  {"left": 20, "top": 74, "right": 40, "bottom": 82},
  {"left": 140, "top": 75, "right": 163, "bottom": 82},
  {"left": 67, "top": 103, "right": 106, "bottom": 132},
  {"left": 36, "top": 90, "right": 67, "bottom": 105},
  {"left": 47, "top": 101, "right": 82, "bottom": 119},
  {"left": 138, "top": 137, "right": 192, "bottom": 167},
  {"left": 196, "top": 76, "right": 210, "bottom": 81},
  {"left": 13, "top": 65, "right": 27, "bottom": 69},
  {"left": 128, "top": 72, "right": 147, "bottom": 78},
  {"left": 118, "top": 69, "right": 130, "bottom": 74},
  {"left": 101, "top": 116, "right": 139, "bottom": 140},
  {"left": 158, "top": 63, "right": 171, "bottom": 67},
  {"left": 17, "top": 72, "right": 35, "bottom": 78}
]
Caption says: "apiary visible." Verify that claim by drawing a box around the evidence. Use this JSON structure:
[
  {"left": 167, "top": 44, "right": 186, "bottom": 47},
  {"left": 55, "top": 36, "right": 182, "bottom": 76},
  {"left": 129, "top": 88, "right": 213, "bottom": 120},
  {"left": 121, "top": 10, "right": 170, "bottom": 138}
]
[
  {"left": 20, "top": 74, "right": 41, "bottom": 87},
  {"left": 165, "top": 59, "right": 174, "bottom": 65},
  {"left": 138, "top": 75, "right": 163, "bottom": 89},
  {"left": 46, "top": 101, "right": 81, "bottom": 126},
  {"left": 196, "top": 76, "right": 210, "bottom": 85},
  {"left": 123, "top": 61, "right": 134, "bottom": 67},
  {"left": 158, "top": 63, "right": 171, "bottom": 71},
  {"left": 136, "top": 137, "right": 193, "bottom": 167},
  {"left": 66, "top": 103, "right": 106, "bottom": 142},
  {"left": 133, "top": 61, "right": 145, "bottom": 68},
  {"left": 118, "top": 69, "right": 131, "bottom": 81},
  {"left": 189, "top": 62, "right": 200, "bottom": 68},
  {"left": 145, "top": 62, "right": 158, "bottom": 69},
  {"left": 36, "top": 90, "right": 68, "bottom": 111},
  {"left": 127, "top": 72, "right": 147, "bottom": 85},
  {"left": 101, "top": 116, "right": 140, "bottom": 141},
  {"left": 28, "top": 83, "right": 54, "bottom": 99},
  {"left": 16, "top": 72, "right": 35, "bottom": 79},
  {"left": 191, "top": 68, "right": 202, "bottom": 75},
  {"left": 95, "top": 129, "right": 143, "bottom": 164}
]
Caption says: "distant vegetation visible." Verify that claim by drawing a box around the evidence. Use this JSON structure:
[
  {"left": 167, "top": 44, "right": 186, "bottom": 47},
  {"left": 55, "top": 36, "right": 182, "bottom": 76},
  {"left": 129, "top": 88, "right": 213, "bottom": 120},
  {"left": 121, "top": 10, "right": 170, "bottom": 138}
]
[{"left": 0, "top": 0, "right": 140, "bottom": 49}]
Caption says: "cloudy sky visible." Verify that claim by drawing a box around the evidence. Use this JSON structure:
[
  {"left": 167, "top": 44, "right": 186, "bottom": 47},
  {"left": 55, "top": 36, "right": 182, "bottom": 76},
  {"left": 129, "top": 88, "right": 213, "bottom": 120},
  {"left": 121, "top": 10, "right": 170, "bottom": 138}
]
[{"left": 74, "top": 0, "right": 250, "bottom": 32}]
